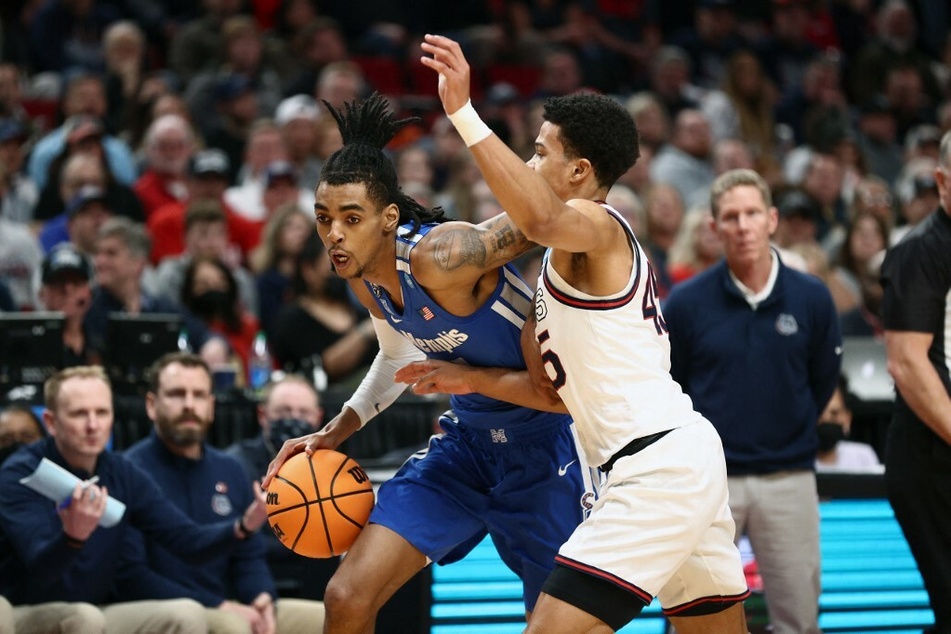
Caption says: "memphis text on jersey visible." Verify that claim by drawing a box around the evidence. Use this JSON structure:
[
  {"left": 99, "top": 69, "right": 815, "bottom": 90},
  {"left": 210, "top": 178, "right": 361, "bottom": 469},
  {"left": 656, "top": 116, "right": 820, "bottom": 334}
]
[{"left": 402, "top": 329, "right": 469, "bottom": 354}]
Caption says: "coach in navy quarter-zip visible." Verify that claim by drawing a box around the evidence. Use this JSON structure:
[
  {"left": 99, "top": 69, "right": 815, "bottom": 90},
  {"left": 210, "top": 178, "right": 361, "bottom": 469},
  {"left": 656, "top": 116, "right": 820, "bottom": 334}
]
[{"left": 666, "top": 169, "right": 841, "bottom": 634}]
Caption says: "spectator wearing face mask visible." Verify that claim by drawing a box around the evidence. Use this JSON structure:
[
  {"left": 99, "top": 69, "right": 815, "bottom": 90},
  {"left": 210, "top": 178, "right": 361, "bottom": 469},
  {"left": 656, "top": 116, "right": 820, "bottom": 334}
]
[
  {"left": 180, "top": 255, "right": 259, "bottom": 383},
  {"left": 226, "top": 375, "right": 324, "bottom": 578},
  {"left": 227, "top": 375, "right": 323, "bottom": 484},
  {"left": 815, "top": 376, "right": 883, "bottom": 473},
  {"left": 143, "top": 199, "right": 258, "bottom": 318}
]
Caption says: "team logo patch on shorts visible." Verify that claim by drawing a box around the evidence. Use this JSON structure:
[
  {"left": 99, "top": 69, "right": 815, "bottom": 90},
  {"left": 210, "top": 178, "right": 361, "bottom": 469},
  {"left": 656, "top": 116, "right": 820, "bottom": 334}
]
[{"left": 490, "top": 429, "right": 508, "bottom": 443}]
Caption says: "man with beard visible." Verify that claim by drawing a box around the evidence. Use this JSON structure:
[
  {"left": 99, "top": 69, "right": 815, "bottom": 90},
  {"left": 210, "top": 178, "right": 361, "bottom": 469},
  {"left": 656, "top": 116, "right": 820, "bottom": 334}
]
[
  {"left": 0, "top": 366, "right": 265, "bottom": 633},
  {"left": 117, "top": 352, "right": 325, "bottom": 632}
]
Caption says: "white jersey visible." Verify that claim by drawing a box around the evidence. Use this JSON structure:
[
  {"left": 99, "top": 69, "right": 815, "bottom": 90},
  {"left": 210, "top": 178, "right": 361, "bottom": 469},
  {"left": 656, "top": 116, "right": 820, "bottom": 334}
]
[{"left": 533, "top": 204, "right": 702, "bottom": 467}]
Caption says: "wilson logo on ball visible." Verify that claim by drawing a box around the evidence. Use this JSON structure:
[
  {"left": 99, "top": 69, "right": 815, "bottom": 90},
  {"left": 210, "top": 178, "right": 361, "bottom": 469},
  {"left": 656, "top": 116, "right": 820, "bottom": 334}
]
[{"left": 348, "top": 466, "right": 369, "bottom": 484}]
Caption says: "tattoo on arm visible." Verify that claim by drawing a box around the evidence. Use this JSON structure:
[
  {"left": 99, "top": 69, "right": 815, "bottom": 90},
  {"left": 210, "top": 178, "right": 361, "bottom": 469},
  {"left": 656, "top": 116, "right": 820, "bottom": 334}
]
[
  {"left": 429, "top": 218, "right": 533, "bottom": 272},
  {"left": 493, "top": 223, "right": 517, "bottom": 252},
  {"left": 431, "top": 228, "right": 488, "bottom": 271},
  {"left": 485, "top": 217, "right": 534, "bottom": 263}
]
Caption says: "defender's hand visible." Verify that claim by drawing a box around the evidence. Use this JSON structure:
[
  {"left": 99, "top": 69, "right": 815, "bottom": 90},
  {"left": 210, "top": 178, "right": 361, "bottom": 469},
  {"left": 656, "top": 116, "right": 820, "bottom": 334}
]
[
  {"left": 521, "top": 311, "right": 560, "bottom": 403},
  {"left": 395, "top": 360, "right": 476, "bottom": 395},
  {"left": 419, "top": 34, "right": 472, "bottom": 116}
]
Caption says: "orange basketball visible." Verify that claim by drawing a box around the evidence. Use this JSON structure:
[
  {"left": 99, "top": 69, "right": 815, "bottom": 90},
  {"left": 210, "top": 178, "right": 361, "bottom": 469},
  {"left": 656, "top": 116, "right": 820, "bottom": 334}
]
[{"left": 266, "top": 449, "right": 375, "bottom": 558}]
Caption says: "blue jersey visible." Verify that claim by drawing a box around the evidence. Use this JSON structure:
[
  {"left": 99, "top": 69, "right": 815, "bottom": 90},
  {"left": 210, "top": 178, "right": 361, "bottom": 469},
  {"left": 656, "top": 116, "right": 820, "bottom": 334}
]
[
  {"left": 366, "top": 222, "right": 592, "bottom": 611},
  {"left": 366, "top": 222, "right": 569, "bottom": 431}
]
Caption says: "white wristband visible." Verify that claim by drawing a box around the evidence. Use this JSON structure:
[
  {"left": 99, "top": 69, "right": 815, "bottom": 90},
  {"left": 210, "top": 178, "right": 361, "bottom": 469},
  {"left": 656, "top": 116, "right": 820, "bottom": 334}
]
[{"left": 447, "top": 100, "right": 492, "bottom": 147}]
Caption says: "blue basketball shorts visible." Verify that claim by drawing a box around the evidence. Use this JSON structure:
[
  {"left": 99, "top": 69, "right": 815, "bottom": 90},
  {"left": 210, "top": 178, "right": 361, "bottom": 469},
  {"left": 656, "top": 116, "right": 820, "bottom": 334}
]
[{"left": 370, "top": 410, "right": 596, "bottom": 611}]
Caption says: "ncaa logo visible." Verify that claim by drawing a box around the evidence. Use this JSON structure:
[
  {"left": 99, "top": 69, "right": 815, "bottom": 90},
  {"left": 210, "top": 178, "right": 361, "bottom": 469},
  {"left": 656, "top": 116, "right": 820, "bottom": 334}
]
[
  {"left": 534, "top": 287, "right": 548, "bottom": 321},
  {"left": 775, "top": 313, "right": 799, "bottom": 336}
]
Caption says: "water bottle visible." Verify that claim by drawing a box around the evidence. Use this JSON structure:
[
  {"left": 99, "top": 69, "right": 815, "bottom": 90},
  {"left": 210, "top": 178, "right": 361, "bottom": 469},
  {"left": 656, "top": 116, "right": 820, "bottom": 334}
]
[
  {"left": 310, "top": 354, "right": 328, "bottom": 392},
  {"left": 249, "top": 331, "right": 272, "bottom": 392}
]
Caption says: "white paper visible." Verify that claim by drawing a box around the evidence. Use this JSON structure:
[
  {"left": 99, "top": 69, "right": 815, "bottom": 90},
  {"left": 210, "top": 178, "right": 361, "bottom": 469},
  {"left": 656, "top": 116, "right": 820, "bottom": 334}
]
[{"left": 19, "top": 458, "right": 126, "bottom": 528}]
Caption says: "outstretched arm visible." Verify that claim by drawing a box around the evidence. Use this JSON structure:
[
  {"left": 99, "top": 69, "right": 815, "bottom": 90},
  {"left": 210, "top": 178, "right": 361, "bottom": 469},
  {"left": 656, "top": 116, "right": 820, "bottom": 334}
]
[
  {"left": 420, "top": 34, "right": 612, "bottom": 254},
  {"left": 395, "top": 360, "right": 567, "bottom": 414},
  {"left": 396, "top": 311, "right": 565, "bottom": 413}
]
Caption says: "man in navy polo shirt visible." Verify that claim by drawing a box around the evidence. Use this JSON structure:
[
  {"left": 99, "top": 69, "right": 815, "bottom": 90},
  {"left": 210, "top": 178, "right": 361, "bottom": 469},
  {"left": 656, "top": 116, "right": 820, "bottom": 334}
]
[{"left": 666, "top": 168, "right": 841, "bottom": 634}]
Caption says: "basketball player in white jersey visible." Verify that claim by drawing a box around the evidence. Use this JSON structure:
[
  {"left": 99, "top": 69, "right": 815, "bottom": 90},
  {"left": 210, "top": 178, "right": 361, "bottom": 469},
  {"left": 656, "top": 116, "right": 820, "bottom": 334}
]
[{"left": 397, "top": 35, "right": 750, "bottom": 632}]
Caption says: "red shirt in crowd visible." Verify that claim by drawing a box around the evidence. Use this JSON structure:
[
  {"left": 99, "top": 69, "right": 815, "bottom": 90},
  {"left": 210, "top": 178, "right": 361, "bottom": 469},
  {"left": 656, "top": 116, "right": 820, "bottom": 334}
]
[
  {"left": 147, "top": 198, "right": 262, "bottom": 265},
  {"left": 133, "top": 169, "right": 188, "bottom": 220}
]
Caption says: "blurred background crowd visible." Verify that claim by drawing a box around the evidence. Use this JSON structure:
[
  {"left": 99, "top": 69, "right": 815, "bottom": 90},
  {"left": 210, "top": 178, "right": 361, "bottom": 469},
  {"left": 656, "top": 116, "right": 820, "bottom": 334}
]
[{"left": 0, "top": 0, "right": 947, "bottom": 391}]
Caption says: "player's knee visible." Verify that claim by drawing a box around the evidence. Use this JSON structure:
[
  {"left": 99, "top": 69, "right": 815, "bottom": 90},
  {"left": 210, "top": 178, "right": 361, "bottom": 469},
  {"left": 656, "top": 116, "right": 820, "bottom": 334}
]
[
  {"left": 159, "top": 599, "right": 206, "bottom": 634},
  {"left": 64, "top": 602, "right": 106, "bottom": 633},
  {"left": 324, "top": 574, "right": 374, "bottom": 619}
]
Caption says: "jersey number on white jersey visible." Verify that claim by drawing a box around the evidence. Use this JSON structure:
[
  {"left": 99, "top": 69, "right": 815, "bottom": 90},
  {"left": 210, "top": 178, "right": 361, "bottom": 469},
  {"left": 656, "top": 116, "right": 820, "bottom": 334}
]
[{"left": 642, "top": 262, "right": 668, "bottom": 335}]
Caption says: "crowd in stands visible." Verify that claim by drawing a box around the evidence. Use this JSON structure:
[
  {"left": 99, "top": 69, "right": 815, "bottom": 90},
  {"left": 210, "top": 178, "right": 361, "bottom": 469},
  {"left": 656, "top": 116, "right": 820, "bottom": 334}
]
[
  {"left": 0, "top": 0, "right": 945, "bottom": 387},
  {"left": 0, "top": 0, "right": 933, "bottom": 478}
]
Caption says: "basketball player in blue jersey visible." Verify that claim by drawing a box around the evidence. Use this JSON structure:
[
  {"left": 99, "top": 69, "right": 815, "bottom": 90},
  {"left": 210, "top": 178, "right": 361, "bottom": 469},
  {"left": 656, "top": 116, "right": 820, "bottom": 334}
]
[
  {"left": 261, "top": 95, "right": 593, "bottom": 633},
  {"left": 396, "top": 35, "right": 750, "bottom": 632}
]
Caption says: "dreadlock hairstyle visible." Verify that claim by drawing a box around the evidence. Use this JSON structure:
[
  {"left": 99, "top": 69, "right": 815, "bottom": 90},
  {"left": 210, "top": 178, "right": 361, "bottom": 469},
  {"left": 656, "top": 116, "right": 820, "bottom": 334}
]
[{"left": 320, "top": 93, "right": 446, "bottom": 237}]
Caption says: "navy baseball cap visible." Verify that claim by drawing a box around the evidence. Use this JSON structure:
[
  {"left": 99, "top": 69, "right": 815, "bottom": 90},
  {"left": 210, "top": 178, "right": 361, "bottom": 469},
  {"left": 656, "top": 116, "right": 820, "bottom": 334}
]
[
  {"left": 777, "top": 189, "right": 819, "bottom": 220},
  {"left": 188, "top": 149, "right": 230, "bottom": 177},
  {"left": 215, "top": 74, "right": 254, "bottom": 102},
  {"left": 42, "top": 243, "right": 93, "bottom": 284},
  {"left": 264, "top": 160, "right": 297, "bottom": 188},
  {"left": 65, "top": 185, "right": 109, "bottom": 218}
]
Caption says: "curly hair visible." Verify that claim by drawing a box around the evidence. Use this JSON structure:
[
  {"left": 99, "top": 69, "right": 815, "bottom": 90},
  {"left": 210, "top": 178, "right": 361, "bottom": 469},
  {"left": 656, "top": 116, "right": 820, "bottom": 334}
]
[
  {"left": 319, "top": 93, "right": 446, "bottom": 236},
  {"left": 542, "top": 94, "right": 640, "bottom": 189}
]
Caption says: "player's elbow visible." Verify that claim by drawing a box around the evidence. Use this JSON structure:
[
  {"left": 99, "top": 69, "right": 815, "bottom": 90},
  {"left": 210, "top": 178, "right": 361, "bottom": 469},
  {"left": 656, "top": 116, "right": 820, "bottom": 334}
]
[{"left": 519, "top": 214, "right": 560, "bottom": 246}]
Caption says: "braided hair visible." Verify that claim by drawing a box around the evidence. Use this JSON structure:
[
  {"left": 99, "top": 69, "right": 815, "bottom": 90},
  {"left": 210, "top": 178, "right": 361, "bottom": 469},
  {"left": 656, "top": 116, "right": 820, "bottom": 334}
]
[{"left": 320, "top": 93, "right": 446, "bottom": 236}]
